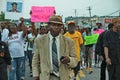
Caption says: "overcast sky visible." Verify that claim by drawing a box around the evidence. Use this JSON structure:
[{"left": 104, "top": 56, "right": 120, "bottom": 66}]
[{"left": 0, "top": 0, "right": 120, "bottom": 19}]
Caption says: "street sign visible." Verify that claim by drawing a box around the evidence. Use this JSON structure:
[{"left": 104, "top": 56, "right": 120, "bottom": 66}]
[{"left": 104, "top": 18, "right": 112, "bottom": 23}]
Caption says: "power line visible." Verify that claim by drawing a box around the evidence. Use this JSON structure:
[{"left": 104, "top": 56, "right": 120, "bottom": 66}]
[{"left": 106, "top": 9, "right": 120, "bottom": 16}]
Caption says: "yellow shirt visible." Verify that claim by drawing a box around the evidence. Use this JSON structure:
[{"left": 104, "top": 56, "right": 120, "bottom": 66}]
[{"left": 64, "top": 31, "right": 83, "bottom": 61}]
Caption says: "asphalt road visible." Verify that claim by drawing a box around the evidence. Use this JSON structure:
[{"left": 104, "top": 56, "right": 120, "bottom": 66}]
[{"left": 25, "top": 62, "right": 108, "bottom": 80}]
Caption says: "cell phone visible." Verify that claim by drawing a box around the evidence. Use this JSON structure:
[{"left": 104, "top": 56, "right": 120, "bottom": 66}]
[{"left": 60, "top": 56, "right": 65, "bottom": 61}]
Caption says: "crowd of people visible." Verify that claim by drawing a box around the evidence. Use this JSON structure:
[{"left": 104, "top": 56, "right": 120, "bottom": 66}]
[{"left": 0, "top": 15, "right": 120, "bottom": 80}]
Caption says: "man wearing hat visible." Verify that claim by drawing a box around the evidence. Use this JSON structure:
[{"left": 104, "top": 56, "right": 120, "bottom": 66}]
[
  {"left": 64, "top": 20, "right": 83, "bottom": 79},
  {"left": 104, "top": 18, "right": 120, "bottom": 80},
  {"left": 32, "top": 15, "right": 78, "bottom": 80}
]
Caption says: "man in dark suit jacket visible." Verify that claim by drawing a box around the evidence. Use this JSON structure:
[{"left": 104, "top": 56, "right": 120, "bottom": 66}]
[{"left": 32, "top": 15, "right": 78, "bottom": 80}]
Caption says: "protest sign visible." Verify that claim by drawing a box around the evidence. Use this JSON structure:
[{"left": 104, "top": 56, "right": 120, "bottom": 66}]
[
  {"left": 94, "top": 29, "right": 104, "bottom": 35},
  {"left": 84, "top": 34, "right": 99, "bottom": 45},
  {"left": 5, "top": 0, "right": 23, "bottom": 20},
  {"left": 31, "top": 6, "right": 55, "bottom": 22}
]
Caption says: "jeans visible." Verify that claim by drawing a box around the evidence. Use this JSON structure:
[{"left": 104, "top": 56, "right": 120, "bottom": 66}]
[
  {"left": 85, "top": 47, "right": 93, "bottom": 68},
  {"left": 9, "top": 57, "right": 25, "bottom": 80},
  {"left": 21, "top": 56, "right": 25, "bottom": 78}
]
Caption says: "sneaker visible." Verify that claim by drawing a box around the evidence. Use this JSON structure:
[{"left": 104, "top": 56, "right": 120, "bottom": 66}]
[
  {"left": 21, "top": 77, "right": 25, "bottom": 80},
  {"left": 79, "top": 70, "right": 85, "bottom": 77},
  {"left": 94, "top": 64, "right": 97, "bottom": 67},
  {"left": 86, "top": 67, "right": 89, "bottom": 72},
  {"left": 83, "top": 66, "right": 86, "bottom": 69},
  {"left": 89, "top": 68, "right": 93, "bottom": 74},
  {"left": 80, "top": 66, "right": 83, "bottom": 70}
]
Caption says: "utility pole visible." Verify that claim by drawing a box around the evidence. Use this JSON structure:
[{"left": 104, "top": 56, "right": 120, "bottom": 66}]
[
  {"left": 74, "top": 9, "right": 77, "bottom": 17},
  {"left": 87, "top": 6, "right": 92, "bottom": 28},
  {"left": 119, "top": 12, "right": 120, "bottom": 17}
]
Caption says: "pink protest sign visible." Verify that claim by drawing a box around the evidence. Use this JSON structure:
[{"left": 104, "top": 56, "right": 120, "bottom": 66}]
[
  {"left": 31, "top": 6, "right": 55, "bottom": 22},
  {"left": 94, "top": 29, "right": 104, "bottom": 35}
]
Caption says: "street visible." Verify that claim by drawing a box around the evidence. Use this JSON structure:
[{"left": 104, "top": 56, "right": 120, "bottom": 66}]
[{"left": 25, "top": 61, "right": 108, "bottom": 80}]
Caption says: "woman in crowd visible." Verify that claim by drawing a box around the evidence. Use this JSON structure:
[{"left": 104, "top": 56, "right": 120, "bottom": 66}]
[{"left": 7, "top": 23, "right": 27, "bottom": 80}]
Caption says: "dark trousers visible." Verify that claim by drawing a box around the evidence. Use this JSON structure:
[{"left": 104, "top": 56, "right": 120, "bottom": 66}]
[
  {"left": 107, "top": 64, "right": 120, "bottom": 80},
  {"left": 100, "top": 60, "right": 106, "bottom": 80},
  {"left": 27, "top": 50, "right": 33, "bottom": 71},
  {"left": 0, "top": 63, "right": 8, "bottom": 80},
  {"left": 95, "top": 52, "right": 100, "bottom": 64}
]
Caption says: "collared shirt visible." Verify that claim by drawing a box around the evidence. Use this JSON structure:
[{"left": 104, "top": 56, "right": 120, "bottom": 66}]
[
  {"left": 103, "top": 29, "right": 120, "bottom": 64},
  {"left": 48, "top": 32, "right": 60, "bottom": 77}
]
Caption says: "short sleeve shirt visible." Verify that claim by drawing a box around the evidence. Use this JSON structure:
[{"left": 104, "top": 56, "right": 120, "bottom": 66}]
[
  {"left": 8, "top": 32, "right": 25, "bottom": 58},
  {"left": 103, "top": 29, "right": 120, "bottom": 64},
  {"left": 64, "top": 31, "right": 83, "bottom": 61}
]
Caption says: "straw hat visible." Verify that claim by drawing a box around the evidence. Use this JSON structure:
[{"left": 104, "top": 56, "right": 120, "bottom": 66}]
[{"left": 48, "top": 15, "right": 63, "bottom": 25}]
